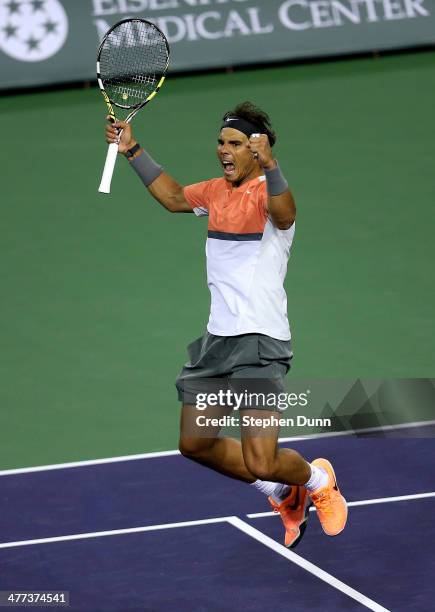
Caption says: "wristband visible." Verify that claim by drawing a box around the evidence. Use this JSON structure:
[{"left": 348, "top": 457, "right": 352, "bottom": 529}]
[
  {"left": 125, "top": 142, "right": 141, "bottom": 159},
  {"left": 264, "top": 162, "right": 288, "bottom": 196},
  {"left": 129, "top": 149, "right": 163, "bottom": 187}
]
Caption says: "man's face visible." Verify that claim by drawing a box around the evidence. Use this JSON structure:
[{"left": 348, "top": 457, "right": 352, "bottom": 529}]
[{"left": 217, "top": 128, "right": 259, "bottom": 185}]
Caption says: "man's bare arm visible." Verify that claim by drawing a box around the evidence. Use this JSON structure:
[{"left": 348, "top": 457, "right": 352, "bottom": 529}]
[
  {"left": 248, "top": 134, "right": 296, "bottom": 230},
  {"left": 105, "top": 119, "right": 193, "bottom": 213},
  {"left": 267, "top": 187, "right": 296, "bottom": 230},
  {"left": 146, "top": 171, "right": 193, "bottom": 213}
]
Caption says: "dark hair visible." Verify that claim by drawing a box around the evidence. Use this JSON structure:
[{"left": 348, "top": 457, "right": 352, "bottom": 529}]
[{"left": 222, "top": 101, "right": 277, "bottom": 147}]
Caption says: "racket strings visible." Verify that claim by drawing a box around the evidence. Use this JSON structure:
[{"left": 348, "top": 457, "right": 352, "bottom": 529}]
[{"left": 99, "top": 20, "right": 168, "bottom": 108}]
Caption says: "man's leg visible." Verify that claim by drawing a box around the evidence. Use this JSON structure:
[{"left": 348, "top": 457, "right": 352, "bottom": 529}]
[
  {"left": 240, "top": 410, "right": 311, "bottom": 485},
  {"left": 179, "top": 405, "right": 347, "bottom": 542},
  {"left": 179, "top": 403, "right": 255, "bottom": 482},
  {"left": 179, "top": 404, "right": 317, "bottom": 486},
  {"left": 179, "top": 404, "right": 303, "bottom": 498},
  {"left": 240, "top": 410, "right": 347, "bottom": 541},
  {"left": 239, "top": 411, "right": 313, "bottom": 547},
  {"left": 179, "top": 404, "right": 312, "bottom": 548}
]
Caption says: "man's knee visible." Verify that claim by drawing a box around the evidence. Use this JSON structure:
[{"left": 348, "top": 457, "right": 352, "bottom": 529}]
[
  {"left": 243, "top": 454, "right": 278, "bottom": 481},
  {"left": 179, "top": 437, "right": 215, "bottom": 460}
]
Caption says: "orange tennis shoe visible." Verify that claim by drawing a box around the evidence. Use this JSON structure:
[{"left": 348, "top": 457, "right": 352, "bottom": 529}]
[
  {"left": 309, "top": 458, "right": 348, "bottom": 536},
  {"left": 269, "top": 486, "right": 312, "bottom": 548}
]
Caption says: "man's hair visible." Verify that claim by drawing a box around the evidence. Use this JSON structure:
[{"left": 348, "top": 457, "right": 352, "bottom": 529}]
[{"left": 222, "top": 101, "right": 277, "bottom": 147}]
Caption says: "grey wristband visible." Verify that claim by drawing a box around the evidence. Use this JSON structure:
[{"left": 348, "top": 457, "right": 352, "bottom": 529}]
[
  {"left": 264, "top": 162, "right": 288, "bottom": 196},
  {"left": 129, "top": 149, "right": 163, "bottom": 187}
]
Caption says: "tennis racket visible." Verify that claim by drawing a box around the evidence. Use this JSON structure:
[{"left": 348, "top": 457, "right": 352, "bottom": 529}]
[{"left": 97, "top": 18, "right": 170, "bottom": 194}]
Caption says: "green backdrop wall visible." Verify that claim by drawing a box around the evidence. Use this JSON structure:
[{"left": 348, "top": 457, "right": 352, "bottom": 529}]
[{"left": 0, "top": 0, "right": 434, "bottom": 89}]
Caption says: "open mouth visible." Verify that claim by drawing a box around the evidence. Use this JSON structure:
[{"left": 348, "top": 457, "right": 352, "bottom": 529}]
[{"left": 222, "top": 160, "right": 236, "bottom": 177}]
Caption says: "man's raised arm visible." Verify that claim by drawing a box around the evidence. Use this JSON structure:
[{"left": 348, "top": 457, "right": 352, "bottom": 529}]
[
  {"left": 105, "top": 120, "right": 192, "bottom": 213},
  {"left": 248, "top": 134, "right": 296, "bottom": 230}
]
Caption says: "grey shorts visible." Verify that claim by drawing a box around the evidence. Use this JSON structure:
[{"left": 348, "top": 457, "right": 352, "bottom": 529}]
[{"left": 175, "top": 331, "right": 293, "bottom": 409}]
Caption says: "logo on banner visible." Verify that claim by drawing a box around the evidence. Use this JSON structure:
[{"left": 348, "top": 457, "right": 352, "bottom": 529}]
[{"left": 0, "top": 0, "right": 68, "bottom": 62}]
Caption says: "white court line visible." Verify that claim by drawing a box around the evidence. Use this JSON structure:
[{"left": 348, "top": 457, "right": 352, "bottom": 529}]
[
  {"left": 0, "top": 516, "right": 232, "bottom": 550},
  {"left": 227, "top": 517, "right": 390, "bottom": 612},
  {"left": 1, "top": 419, "right": 433, "bottom": 477},
  {"left": 279, "top": 418, "right": 435, "bottom": 443},
  {"left": 247, "top": 491, "right": 435, "bottom": 519},
  {"left": 0, "top": 450, "right": 181, "bottom": 477},
  {"left": 0, "top": 515, "right": 392, "bottom": 611},
  {"left": 1, "top": 490, "right": 432, "bottom": 551}
]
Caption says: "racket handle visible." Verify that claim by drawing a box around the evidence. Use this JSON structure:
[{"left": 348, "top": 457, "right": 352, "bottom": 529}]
[{"left": 98, "top": 142, "right": 119, "bottom": 194}]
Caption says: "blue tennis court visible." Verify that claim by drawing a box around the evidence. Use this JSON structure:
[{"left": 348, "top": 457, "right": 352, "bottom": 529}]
[{"left": 1, "top": 424, "right": 434, "bottom": 611}]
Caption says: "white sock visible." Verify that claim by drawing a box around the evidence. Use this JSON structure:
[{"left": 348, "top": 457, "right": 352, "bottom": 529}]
[
  {"left": 304, "top": 464, "right": 328, "bottom": 492},
  {"left": 251, "top": 479, "right": 291, "bottom": 503}
]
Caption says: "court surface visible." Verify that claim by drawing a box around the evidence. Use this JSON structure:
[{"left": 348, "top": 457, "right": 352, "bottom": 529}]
[{"left": 1, "top": 424, "right": 434, "bottom": 611}]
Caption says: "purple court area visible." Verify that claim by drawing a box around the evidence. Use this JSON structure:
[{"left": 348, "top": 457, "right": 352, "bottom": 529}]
[{"left": 0, "top": 429, "right": 434, "bottom": 611}]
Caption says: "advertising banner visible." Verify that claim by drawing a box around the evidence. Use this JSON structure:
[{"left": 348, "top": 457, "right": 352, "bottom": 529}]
[{"left": 0, "top": 0, "right": 434, "bottom": 89}]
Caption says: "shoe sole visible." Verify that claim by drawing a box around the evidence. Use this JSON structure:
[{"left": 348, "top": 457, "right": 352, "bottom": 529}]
[{"left": 288, "top": 493, "right": 313, "bottom": 549}]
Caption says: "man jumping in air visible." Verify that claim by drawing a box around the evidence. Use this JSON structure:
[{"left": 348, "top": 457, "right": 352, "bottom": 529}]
[{"left": 105, "top": 101, "right": 347, "bottom": 548}]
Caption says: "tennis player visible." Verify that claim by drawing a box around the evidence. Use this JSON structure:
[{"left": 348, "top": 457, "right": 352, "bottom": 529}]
[{"left": 105, "top": 102, "right": 347, "bottom": 547}]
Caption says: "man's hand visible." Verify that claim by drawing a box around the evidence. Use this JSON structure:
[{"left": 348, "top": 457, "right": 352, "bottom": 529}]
[
  {"left": 248, "top": 134, "right": 276, "bottom": 170},
  {"left": 105, "top": 118, "right": 136, "bottom": 154}
]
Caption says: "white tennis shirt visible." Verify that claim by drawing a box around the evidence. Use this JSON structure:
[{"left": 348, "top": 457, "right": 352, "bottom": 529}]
[{"left": 184, "top": 175, "right": 295, "bottom": 341}]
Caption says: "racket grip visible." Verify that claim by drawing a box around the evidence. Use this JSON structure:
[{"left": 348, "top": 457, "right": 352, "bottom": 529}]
[{"left": 98, "top": 143, "right": 119, "bottom": 194}]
